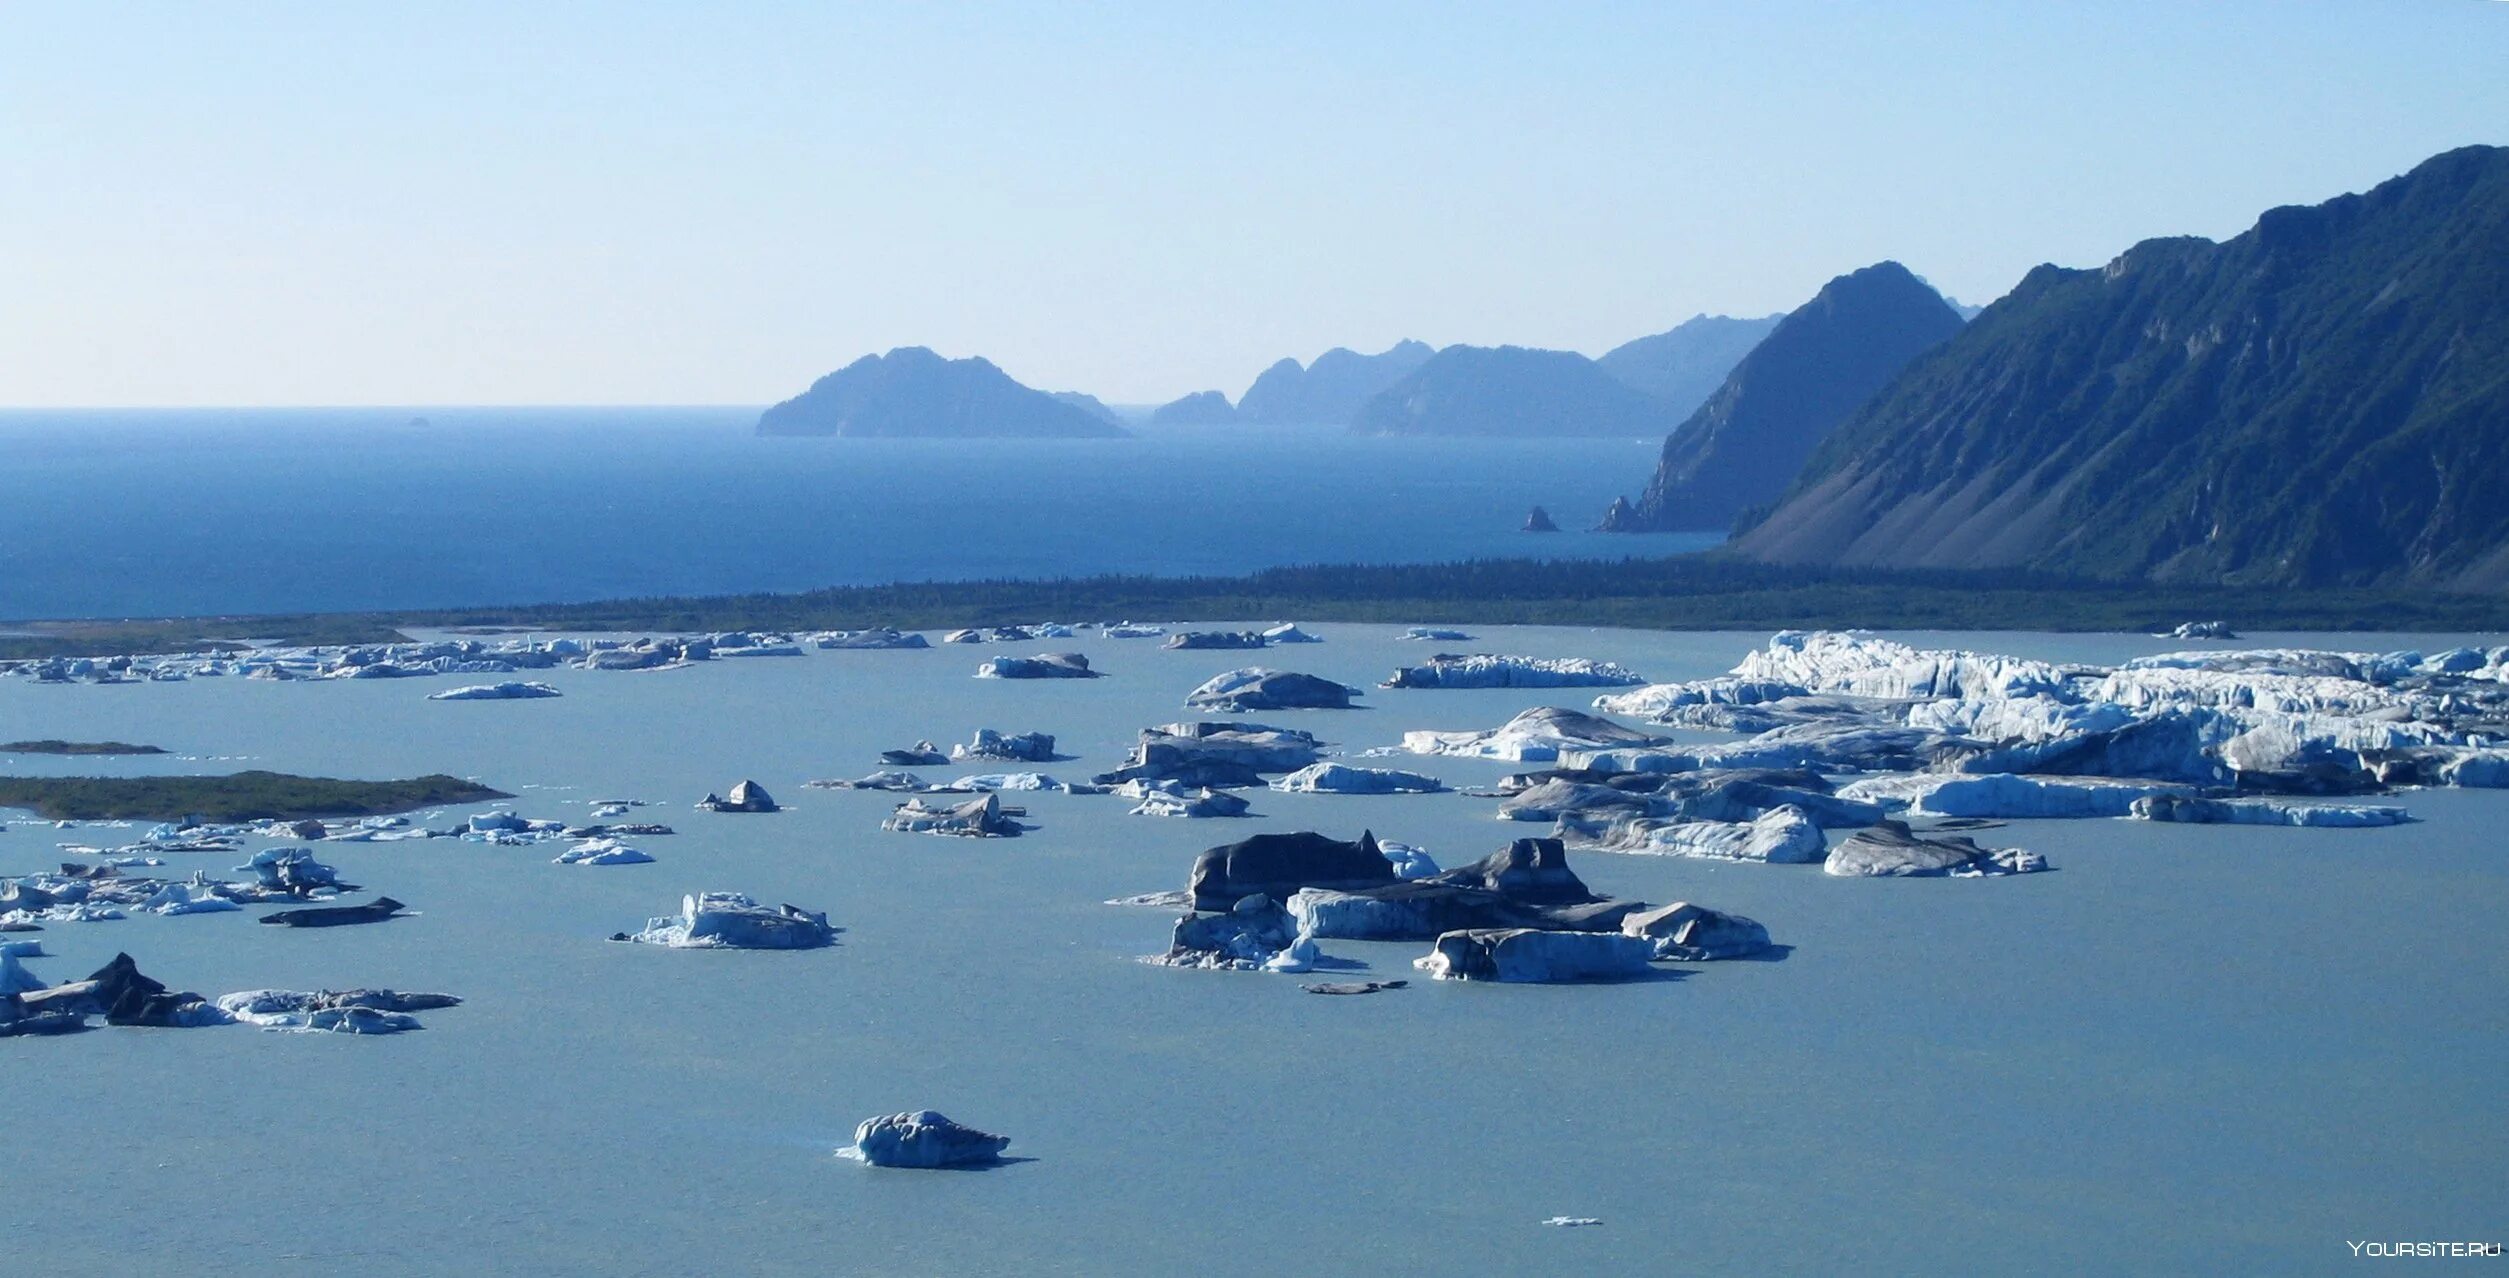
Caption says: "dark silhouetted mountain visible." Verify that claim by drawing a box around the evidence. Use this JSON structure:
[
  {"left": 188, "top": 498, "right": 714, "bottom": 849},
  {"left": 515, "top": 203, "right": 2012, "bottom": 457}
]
[
  {"left": 1237, "top": 340, "right": 1435, "bottom": 424},
  {"left": 757, "top": 347, "right": 1130, "bottom": 438},
  {"left": 1152, "top": 390, "right": 1238, "bottom": 426},
  {"left": 1595, "top": 313, "right": 1782, "bottom": 417},
  {"left": 1049, "top": 390, "right": 1129, "bottom": 428},
  {"left": 1731, "top": 145, "right": 2509, "bottom": 589},
  {"left": 1352, "top": 345, "right": 1674, "bottom": 437},
  {"left": 1603, "top": 262, "right": 1964, "bottom": 531}
]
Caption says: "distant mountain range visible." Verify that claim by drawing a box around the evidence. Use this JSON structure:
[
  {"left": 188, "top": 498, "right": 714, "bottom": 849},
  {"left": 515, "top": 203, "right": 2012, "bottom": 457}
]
[
  {"left": 1732, "top": 144, "right": 2509, "bottom": 589},
  {"left": 765, "top": 319, "right": 1785, "bottom": 443},
  {"left": 1595, "top": 313, "right": 1784, "bottom": 417},
  {"left": 1350, "top": 344, "right": 1676, "bottom": 437},
  {"left": 1237, "top": 340, "right": 1437, "bottom": 424},
  {"left": 1151, "top": 389, "right": 1237, "bottom": 426},
  {"left": 757, "top": 348, "right": 1130, "bottom": 438},
  {"left": 1603, "top": 262, "right": 1964, "bottom": 531},
  {"left": 1049, "top": 390, "right": 1130, "bottom": 429}
]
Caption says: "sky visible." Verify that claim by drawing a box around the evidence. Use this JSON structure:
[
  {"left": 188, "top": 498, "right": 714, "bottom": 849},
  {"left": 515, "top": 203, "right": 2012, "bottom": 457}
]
[{"left": 2, "top": 1, "right": 2504, "bottom": 408}]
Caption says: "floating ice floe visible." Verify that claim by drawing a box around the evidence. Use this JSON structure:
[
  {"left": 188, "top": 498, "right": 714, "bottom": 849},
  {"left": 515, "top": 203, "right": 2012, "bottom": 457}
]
[
  {"left": 427, "top": 681, "right": 561, "bottom": 701},
  {"left": 1403, "top": 706, "right": 1668, "bottom": 762},
  {"left": 1381, "top": 654, "right": 1646, "bottom": 690},
  {"left": 1268, "top": 763, "right": 1446, "bottom": 795},
  {"left": 845, "top": 1111, "right": 1010, "bottom": 1168},
  {"left": 882, "top": 793, "right": 1025, "bottom": 838},
  {"left": 1284, "top": 840, "right": 1648, "bottom": 941},
  {"left": 1262, "top": 623, "right": 1323, "bottom": 644},
  {"left": 951, "top": 729, "right": 1060, "bottom": 763},
  {"left": 1121, "top": 782, "right": 1252, "bottom": 819},
  {"left": 813, "top": 627, "right": 931, "bottom": 650},
  {"left": 1414, "top": 929, "right": 1656, "bottom": 983},
  {"left": 554, "top": 838, "right": 655, "bottom": 866},
  {"left": 619, "top": 892, "right": 835, "bottom": 949},
  {"left": 1092, "top": 722, "right": 1325, "bottom": 789},
  {"left": 216, "top": 989, "right": 460, "bottom": 1034},
  {"left": 974, "top": 652, "right": 1099, "bottom": 679},
  {"left": 1620, "top": 901, "right": 1772, "bottom": 961},
  {"left": 695, "top": 780, "right": 779, "bottom": 813},
  {"left": 1572, "top": 805, "right": 1828, "bottom": 863},
  {"left": 1184, "top": 668, "right": 1361, "bottom": 713},
  {"left": 1164, "top": 630, "right": 1267, "bottom": 651},
  {"left": 1822, "top": 821, "right": 2045, "bottom": 878},
  {"left": 2127, "top": 795, "right": 2412, "bottom": 827},
  {"left": 138, "top": 880, "right": 244, "bottom": 916},
  {"left": 1835, "top": 772, "right": 2194, "bottom": 819}
]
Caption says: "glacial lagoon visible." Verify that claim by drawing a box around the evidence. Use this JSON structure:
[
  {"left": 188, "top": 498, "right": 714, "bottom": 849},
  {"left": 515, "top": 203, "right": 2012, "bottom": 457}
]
[{"left": 3, "top": 623, "right": 2504, "bottom": 1275}]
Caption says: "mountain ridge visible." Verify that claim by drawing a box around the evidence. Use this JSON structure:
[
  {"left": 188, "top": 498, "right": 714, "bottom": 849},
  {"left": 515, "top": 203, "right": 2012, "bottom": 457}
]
[{"left": 1731, "top": 144, "right": 2509, "bottom": 589}]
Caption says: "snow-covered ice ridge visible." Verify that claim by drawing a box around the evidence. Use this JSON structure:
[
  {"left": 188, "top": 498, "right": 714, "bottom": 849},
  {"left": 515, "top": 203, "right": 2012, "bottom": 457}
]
[{"left": 1581, "top": 631, "right": 2509, "bottom": 800}]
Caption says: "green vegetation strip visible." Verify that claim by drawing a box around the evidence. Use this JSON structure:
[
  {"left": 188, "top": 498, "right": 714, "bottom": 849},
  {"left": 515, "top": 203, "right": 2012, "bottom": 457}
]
[
  {"left": 0, "top": 771, "right": 509, "bottom": 822},
  {"left": 391, "top": 558, "right": 2509, "bottom": 635},
  {"left": 6, "top": 556, "right": 2507, "bottom": 660}
]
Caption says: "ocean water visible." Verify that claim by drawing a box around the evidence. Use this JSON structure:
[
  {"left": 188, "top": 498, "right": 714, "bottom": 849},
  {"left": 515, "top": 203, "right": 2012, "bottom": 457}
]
[
  {"left": 2, "top": 625, "right": 2502, "bottom": 1277},
  {"left": 0, "top": 409, "right": 1698, "bottom": 620}
]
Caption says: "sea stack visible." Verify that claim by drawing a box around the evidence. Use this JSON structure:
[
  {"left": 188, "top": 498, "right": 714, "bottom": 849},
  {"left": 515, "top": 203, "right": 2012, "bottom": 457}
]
[{"left": 1522, "top": 506, "right": 1559, "bottom": 533}]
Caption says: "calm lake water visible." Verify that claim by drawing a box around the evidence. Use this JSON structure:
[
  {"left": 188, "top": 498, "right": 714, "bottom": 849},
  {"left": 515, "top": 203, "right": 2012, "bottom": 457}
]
[
  {"left": 0, "top": 409, "right": 1696, "bottom": 620},
  {"left": 3, "top": 624, "right": 2503, "bottom": 1276}
]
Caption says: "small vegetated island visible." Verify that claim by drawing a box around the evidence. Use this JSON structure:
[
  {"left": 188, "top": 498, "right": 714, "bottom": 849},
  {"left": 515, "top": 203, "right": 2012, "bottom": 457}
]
[
  {"left": 0, "top": 770, "right": 508, "bottom": 822},
  {"left": 1, "top": 740, "right": 169, "bottom": 756}
]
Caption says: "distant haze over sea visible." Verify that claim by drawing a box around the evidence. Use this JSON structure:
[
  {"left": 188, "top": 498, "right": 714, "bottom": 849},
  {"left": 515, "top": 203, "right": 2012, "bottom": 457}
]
[{"left": 0, "top": 408, "right": 1703, "bottom": 620}]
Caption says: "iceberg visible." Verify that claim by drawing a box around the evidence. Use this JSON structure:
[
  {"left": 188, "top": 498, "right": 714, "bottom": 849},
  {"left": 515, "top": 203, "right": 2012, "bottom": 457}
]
[
  {"left": 805, "top": 771, "right": 932, "bottom": 793},
  {"left": 1092, "top": 722, "right": 1325, "bottom": 788},
  {"left": 1413, "top": 929, "right": 1655, "bottom": 983},
  {"left": 846, "top": 1111, "right": 1010, "bottom": 1168},
  {"left": 1380, "top": 654, "right": 1646, "bottom": 690},
  {"left": 1380, "top": 841, "right": 1439, "bottom": 879},
  {"left": 1835, "top": 773, "right": 2194, "bottom": 819},
  {"left": 554, "top": 838, "right": 656, "bottom": 865},
  {"left": 1285, "top": 839, "right": 1641, "bottom": 941},
  {"left": 950, "top": 729, "right": 1060, "bottom": 763},
  {"left": 1268, "top": 763, "right": 1446, "bottom": 794},
  {"left": 1125, "top": 785, "right": 1252, "bottom": 818},
  {"left": 620, "top": 892, "right": 836, "bottom": 949},
  {"left": 138, "top": 880, "right": 244, "bottom": 916},
  {"left": 1184, "top": 668, "right": 1361, "bottom": 712},
  {"left": 1620, "top": 901, "right": 1773, "bottom": 961},
  {"left": 1402, "top": 706, "right": 1667, "bottom": 762},
  {"left": 1823, "top": 821, "right": 2047, "bottom": 878},
  {"left": 1189, "top": 830, "right": 1396, "bottom": 909},
  {"left": 215, "top": 988, "right": 459, "bottom": 1033},
  {"left": 1399, "top": 627, "right": 1474, "bottom": 641},
  {"left": 1163, "top": 630, "right": 1267, "bottom": 650},
  {"left": 974, "top": 652, "right": 1099, "bottom": 679},
  {"left": 1576, "top": 805, "right": 1826, "bottom": 863},
  {"left": 2126, "top": 795, "right": 2412, "bottom": 827},
  {"left": 426, "top": 681, "right": 561, "bottom": 701},
  {"left": 695, "top": 780, "right": 779, "bottom": 813},
  {"left": 882, "top": 792, "right": 1024, "bottom": 837},
  {"left": 0, "top": 950, "right": 44, "bottom": 997},
  {"left": 815, "top": 627, "right": 931, "bottom": 650},
  {"left": 1156, "top": 893, "right": 1298, "bottom": 969},
  {"left": 1262, "top": 623, "right": 1323, "bottom": 644}
]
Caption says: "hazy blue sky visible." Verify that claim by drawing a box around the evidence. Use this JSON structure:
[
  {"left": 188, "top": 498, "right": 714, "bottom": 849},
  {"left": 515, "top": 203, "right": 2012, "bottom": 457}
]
[{"left": 3, "top": 1, "right": 2503, "bottom": 407}]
